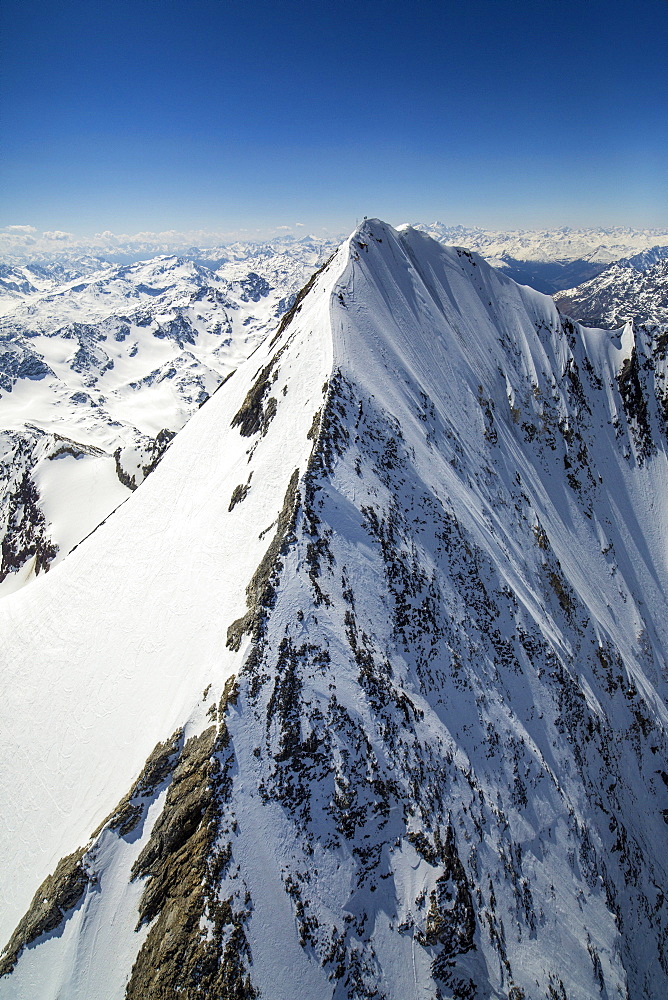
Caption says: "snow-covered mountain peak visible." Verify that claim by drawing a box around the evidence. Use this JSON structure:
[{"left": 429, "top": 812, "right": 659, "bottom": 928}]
[{"left": 1, "top": 223, "right": 667, "bottom": 999}]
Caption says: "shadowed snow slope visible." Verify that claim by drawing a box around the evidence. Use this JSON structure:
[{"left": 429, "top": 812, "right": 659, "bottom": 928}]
[{"left": 1, "top": 221, "right": 667, "bottom": 1000}]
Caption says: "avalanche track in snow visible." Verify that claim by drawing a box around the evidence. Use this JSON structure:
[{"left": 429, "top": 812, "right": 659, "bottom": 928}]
[{"left": 1, "top": 220, "right": 667, "bottom": 1000}]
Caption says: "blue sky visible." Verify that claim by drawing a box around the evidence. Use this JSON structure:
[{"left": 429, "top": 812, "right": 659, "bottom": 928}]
[{"left": 1, "top": 0, "right": 666, "bottom": 238}]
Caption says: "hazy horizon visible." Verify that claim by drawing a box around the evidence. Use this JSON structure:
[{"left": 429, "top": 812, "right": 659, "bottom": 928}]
[{"left": 4, "top": 216, "right": 668, "bottom": 263}]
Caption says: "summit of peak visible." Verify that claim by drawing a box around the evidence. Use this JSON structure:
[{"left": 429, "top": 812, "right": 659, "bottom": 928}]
[{"left": 350, "top": 217, "right": 394, "bottom": 241}]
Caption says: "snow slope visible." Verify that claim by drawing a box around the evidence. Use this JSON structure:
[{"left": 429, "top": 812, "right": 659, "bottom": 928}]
[{"left": 1, "top": 222, "right": 667, "bottom": 999}]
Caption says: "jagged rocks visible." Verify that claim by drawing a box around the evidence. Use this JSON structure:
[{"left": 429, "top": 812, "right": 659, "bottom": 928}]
[
  {"left": 231, "top": 360, "right": 278, "bottom": 438},
  {"left": 228, "top": 474, "right": 252, "bottom": 512},
  {"left": 126, "top": 704, "right": 256, "bottom": 1000},
  {"left": 226, "top": 467, "right": 301, "bottom": 651},
  {"left": 0, "top": 849, "right": 89, "bottom": 978},
  {"left": 414, "top": 826, "right": 475, "bottom": 954},
  {"left": 0, "top": 470, "right": 57, "bottom": 581},
  {"left": 107, "top": 730, "right": 183, "bottom": 838},
  {"left": 617, "top": 347, "right": 654, "bottom": 460},
  {"left": 0, "top": 347, "right": 53, "bottom": 392},
  {"left": 113, "top": 428, "right": 177, "bottom": 492}
]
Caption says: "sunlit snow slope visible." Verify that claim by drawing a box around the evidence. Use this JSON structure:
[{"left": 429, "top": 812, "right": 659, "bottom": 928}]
[{"left": 1, "top": 221, "right": 667, "bottom": 1000}]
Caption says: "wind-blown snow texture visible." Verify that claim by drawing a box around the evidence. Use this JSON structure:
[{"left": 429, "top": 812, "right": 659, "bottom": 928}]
[{"left": 1, "top": 221, "right": 667, "bottom": 999}]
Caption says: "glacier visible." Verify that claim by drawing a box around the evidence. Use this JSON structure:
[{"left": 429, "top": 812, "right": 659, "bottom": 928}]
[{"left": 0, "top": 220, "right": 667, "bottom": 999}]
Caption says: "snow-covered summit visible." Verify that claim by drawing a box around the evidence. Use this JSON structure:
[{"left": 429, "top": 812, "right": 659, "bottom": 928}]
[
  {"left": 1, "top": 221, "right": 667, "bottom": 999},
  {"left": 555, "top": 253, "right": 668, "bottom": 331}
]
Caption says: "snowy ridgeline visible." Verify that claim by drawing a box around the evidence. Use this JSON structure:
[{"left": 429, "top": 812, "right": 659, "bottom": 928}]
[{"left": 0, "top": 221, "right": 667, "bottom": 999}]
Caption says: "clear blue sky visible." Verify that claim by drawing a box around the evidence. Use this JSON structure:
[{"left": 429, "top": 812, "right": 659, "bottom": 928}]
[{"left": 1, "top": 0, "right": 666, "bottom": 237}]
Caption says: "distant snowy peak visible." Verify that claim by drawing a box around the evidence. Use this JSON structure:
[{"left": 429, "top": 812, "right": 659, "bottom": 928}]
[
  {"left": 555, "top": 255, "right": 668, "bottom": 330},
  {"left": 619, "top": 244, "right": 668, "bottom": 271}
]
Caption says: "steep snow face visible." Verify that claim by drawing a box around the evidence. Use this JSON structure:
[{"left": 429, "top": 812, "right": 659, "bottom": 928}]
[
  {"left": 555, "top": 255, "right": 668, "bottom": 331},
  {"left": 0, "top": 248, "right": 331, "bottom": 593},
  {"left": 1, "top": 222, "right": 668, "bottom": 1000}
]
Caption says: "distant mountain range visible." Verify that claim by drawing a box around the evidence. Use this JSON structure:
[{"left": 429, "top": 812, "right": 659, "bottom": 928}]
[
  {"left": 416, "top": 221, "right": 668, "bottom": 263},
  {"left": 1, "top": 223, "right": 667, "bottom": 597},
  {"left": 415, "top": 222, "right": 668, "bottom": 293},
  {"left": 4, "top": 222, "right": 668, "bottom": 293},
  {"left": 0, "top": 229, "right": 339, "bottom": 267}
]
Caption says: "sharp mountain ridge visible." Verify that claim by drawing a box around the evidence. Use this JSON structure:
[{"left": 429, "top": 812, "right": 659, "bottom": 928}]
[
  {"left": 1, "top": 221, "right": 667, "bottom": 1000},
  {"left": 0, "top": 248, "right": 331, "bottom": 594}
]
